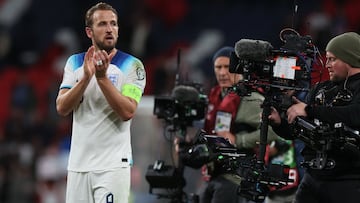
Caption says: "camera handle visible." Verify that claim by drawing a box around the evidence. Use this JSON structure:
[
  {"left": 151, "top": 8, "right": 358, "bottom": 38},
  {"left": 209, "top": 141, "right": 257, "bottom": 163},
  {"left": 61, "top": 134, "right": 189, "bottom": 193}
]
[{"left": 257, "top": 89, "right": 273, "bottom": 168}]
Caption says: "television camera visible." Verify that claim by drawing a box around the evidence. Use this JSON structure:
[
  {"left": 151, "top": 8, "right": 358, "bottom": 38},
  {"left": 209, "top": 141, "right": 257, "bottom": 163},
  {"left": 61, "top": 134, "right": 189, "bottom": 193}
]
[
  {"left": 178, "top": 131, "right": 293, "bottom": 202},
  {"left": 229, "top": 28, "right": 323, "bottom": 96},
  {"left": 147, "top": 82, "right": 208, "bottom": 203},
  {"left": 293, "top": 117, "right": 360, "bottom": 169},
  {"left": 153, "top": 82, "right": 208, "bottom": 133},
  {"left": 147, "top": 49, "right": 208, "bottom": 203},
  {"left": 222, "top": 28, "right": 323, "bottom": 201},
  {"left": 228, "top": 28, "right": 323, "bottom": 158},
  {"left": 153, "top": 47, "right": 208, "bottom": 136}
]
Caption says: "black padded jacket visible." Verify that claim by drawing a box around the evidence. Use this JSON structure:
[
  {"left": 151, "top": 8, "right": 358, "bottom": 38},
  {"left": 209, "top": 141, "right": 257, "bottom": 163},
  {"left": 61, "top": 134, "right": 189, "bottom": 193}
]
[{"left": 272, "top": 73, "right": 360, "bottom": 180}]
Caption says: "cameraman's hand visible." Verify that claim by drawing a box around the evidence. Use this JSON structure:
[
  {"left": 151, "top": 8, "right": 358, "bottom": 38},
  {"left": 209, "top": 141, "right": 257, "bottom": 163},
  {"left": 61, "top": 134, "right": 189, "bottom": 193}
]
[
  {"left": 287, "top": 96, "right": 307, "bottom": 123},
  {"left": 217, "top": 131, "right": 235, "bottom": 145},
  {"left": 268, "top": 107, "right": 281, "bottom": 126},
  {"left": 174, "top": 137, "right": 181, "bottom": 153}
]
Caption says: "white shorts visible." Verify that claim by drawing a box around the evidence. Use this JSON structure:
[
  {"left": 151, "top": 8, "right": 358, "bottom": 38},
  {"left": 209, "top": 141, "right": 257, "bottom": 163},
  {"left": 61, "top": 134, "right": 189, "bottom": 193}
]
[{"left": 66, "top": 167, "right": 131, "bottom": 203}]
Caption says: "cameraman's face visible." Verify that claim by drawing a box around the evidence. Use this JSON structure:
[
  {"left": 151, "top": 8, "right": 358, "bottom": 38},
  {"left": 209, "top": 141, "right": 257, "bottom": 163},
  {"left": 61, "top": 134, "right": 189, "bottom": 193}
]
[
  {"left": 326, "top": 51, "right": 349, "bottom": 82},
  {"left": 214, "top": 56, "right": 242, "bottom": 88}
]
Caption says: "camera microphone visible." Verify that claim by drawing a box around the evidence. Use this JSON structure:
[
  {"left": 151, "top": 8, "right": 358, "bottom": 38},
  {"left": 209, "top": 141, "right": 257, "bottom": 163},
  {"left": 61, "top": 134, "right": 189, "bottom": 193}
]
[
  {"left": 172, "top": 85, "right": 200, "bottom": 103},
  {"left": 234, "top": 39, "right": 273, "bottom": 61}
]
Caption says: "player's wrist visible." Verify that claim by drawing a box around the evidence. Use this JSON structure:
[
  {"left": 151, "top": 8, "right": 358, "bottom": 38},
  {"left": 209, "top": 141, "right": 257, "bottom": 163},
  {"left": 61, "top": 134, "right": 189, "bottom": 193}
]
[
  {"left": 82, "top": 72, "right": 93, "bottom": 81},
  {"left": 95, "top": 70, "right": 106, "bottom": 78}
]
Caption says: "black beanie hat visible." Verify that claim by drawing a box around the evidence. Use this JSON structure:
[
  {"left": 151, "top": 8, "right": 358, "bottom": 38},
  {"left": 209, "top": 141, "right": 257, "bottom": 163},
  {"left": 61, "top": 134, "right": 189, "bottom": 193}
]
[
  {"left": 326, "top": 32, "right": 360, "bottom": 68},
  {"left": 212, "top": 46, "right": 234, "bottom": 62}
]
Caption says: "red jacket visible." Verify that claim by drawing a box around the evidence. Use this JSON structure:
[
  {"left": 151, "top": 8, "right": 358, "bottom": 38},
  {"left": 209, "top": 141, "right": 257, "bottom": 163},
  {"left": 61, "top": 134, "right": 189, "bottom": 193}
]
[{"left": 204, "top": 85, "right": 241, "bottom": 134}]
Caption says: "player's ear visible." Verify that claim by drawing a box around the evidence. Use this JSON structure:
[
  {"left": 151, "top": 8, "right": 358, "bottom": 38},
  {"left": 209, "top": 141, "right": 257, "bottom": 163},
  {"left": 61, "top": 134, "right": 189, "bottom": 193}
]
[{"left": 85, "top": 27, "right": 93, "bottom": 38}]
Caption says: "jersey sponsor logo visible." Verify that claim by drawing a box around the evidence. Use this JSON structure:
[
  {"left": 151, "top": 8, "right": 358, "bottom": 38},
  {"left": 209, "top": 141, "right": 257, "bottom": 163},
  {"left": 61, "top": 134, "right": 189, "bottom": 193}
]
[
  {"left": 136, "top": 67, "right": 145, "bottom": 80},
  {"left": 108, "top": 74, "right": 119, "bottom": 86},
  {"left": 106, "top": 193, "right": 114, "bottom": 203}
]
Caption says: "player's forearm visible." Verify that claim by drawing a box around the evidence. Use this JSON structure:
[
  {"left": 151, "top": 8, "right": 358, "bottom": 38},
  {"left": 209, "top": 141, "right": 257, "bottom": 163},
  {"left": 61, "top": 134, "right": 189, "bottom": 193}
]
[
  {"left": 96, "top": 77, "right": 137, "bottom": 121},
  {"left": 56, "top": 77, "right": 90, "bottom": 116}
]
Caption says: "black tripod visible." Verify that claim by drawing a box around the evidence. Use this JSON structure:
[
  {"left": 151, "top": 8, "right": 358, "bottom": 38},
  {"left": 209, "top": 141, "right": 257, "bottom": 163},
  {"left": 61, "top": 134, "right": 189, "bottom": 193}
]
[{"left": 146, "top": 120, "right": 199, "bottom": 203}]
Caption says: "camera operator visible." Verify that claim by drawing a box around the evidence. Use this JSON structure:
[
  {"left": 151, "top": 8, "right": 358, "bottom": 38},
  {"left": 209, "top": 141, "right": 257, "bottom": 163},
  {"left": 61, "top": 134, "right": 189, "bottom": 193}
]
[
  {"left": 269, "top": 32, "right": 360, "bottom": 203},
  {"left": 198, "top": 46, "right": 278, "bottom": 203}
]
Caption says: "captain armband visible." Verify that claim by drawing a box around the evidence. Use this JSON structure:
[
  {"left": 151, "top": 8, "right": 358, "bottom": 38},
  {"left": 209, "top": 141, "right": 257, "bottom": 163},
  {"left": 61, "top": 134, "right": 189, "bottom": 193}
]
[{"left": 122, "top": 84, "right": 143, "bottom": 103}]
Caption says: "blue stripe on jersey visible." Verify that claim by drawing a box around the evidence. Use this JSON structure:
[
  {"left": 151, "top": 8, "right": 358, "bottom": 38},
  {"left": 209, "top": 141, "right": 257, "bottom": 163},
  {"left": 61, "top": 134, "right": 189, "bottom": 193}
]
[
  {"left": 111, "top": 50, "right": 137, "bottom": 73},
  {"left": 66, "top": 50, "right": 137, "bottom": 73},
  {"left": 60, "top": 85, "right": 72, "bottom": 89},
  {"left": 58, "top": 53, "right": 85, "bottom": 90},
  {"left": 68, "top": 53, "right": 85, "bottom": 72}
]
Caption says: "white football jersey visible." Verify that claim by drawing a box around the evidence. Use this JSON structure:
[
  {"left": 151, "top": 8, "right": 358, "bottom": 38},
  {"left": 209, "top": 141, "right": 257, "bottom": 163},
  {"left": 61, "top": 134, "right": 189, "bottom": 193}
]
[{"left": 59, "top": 50, "right": 146, "bottom": 172}]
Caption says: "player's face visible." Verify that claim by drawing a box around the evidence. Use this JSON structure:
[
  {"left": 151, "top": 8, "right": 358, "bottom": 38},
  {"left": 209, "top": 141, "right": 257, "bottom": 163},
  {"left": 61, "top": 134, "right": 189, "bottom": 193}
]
[
  {"left": 89, "top": 10, "right": 119, "bottom": 53},
  {"left": 326, "top": 51, "right": 349, "bottom": 82},
  {"left": 214, "top": 56, "right": 242, "bottom": 88}
]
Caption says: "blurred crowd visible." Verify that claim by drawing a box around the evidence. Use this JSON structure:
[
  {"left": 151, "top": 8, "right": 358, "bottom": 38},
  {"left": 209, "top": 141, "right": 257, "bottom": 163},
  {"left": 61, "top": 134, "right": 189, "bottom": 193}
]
[{"left": 0, "top": 0, "right": 359, "bottom": 202}]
